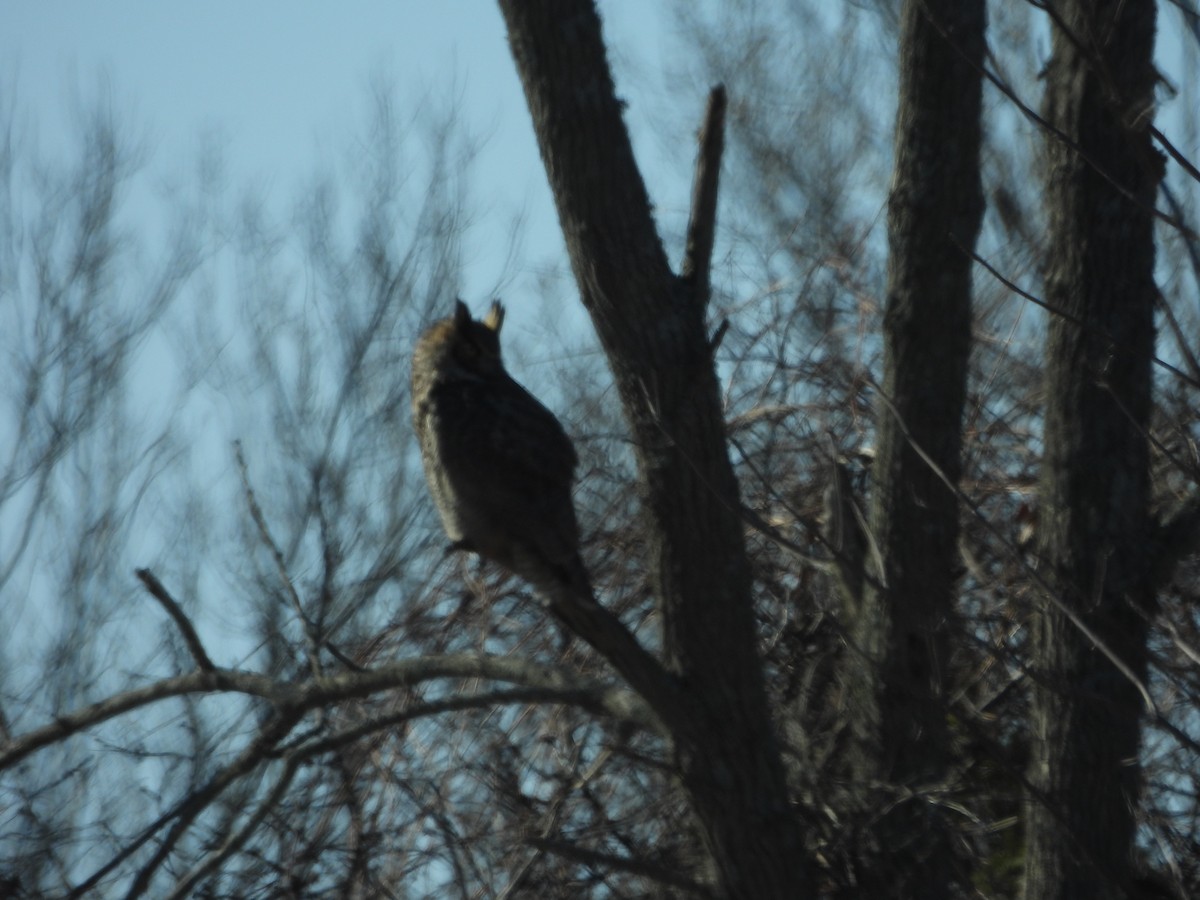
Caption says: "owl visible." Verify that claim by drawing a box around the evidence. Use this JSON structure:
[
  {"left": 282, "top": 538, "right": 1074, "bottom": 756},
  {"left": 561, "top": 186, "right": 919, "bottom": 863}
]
[{"left": 411, "top": 300, "right": 592, "bottom": 603}]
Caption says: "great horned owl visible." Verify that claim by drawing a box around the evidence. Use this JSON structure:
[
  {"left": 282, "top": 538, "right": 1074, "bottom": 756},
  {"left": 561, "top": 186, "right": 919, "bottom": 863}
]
[{"left": 411, "top": 300, "right": 592, "bottom": 603}]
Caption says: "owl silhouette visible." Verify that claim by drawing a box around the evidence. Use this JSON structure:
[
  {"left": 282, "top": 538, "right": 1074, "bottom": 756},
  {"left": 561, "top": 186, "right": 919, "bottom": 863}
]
[{"left": 411, "top": 300, "right": 592, "bottom": 603}]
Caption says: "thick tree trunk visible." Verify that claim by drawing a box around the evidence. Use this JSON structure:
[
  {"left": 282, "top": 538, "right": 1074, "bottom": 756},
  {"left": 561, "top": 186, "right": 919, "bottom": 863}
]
[
  {"left": 498, "top": 1, "right": 809, "bottom": 895},
  {"left": 1024, "top": 3, "right": 1161, "bottom": 899},
  {"left": 846, "top": 0, "right": 985, "bottom": 894}
]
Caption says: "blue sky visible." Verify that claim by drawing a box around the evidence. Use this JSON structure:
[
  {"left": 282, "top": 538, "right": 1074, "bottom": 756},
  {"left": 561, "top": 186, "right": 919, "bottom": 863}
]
[
  {"left": 6, "top": 2, "right": 1198, "bottom": 341},
  {"left": 2, "top": 2, "right": 685, "bottom": 304}
]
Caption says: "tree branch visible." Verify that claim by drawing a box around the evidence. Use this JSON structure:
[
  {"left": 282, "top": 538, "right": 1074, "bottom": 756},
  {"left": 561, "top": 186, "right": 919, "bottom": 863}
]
[
  {"left": 497, "top": 744, "right": 613, "bottom": 900},
  {"left": 680, "top": 84, "right": 727, "bottom": 307},
  {"left": 290, "top": 687, "right": 650, "bottom": 761},
  {"left": 1, "top": 670, "right": 277, "bottom": 772},
  {"left": 119, "top": 711, "right": 302, "bottom": 899},
  {"left": 871, "top": 381, "right": 1158, "bottom": 718},
  {"left": 963, "top": 242, "right": 1200, "bottom": 392},
  {"left": 541, "top": 592, "right": 678, "bottom": 734},
  {"left": 234, "top": 440, "right": 325, "bottom": 677},
  {"left": 498, "top": 3, "right": 807, "bottom": 892},
  {"left": 526, "top": 836, "right": 715, "bottom": 897},
  {"left": 135, "top": 568, "right": 215, "bottom": 672},
  {"left": 0, "top": 653, "right": 658, "bottom": 772},
  {"left": 164, "top": 756, "right": 301, "bottom": 900}
]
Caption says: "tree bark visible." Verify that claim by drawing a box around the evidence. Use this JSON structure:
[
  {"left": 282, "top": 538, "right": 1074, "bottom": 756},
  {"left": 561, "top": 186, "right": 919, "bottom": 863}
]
[
  {"left": 846, "top": 0, "right": 985, "bottom": 894},
  {"left": 1024, "top": 3, "right": 1161, "bottom": 899},
  {"left": 498, "top": 1, "right": 809, "bottom": 896}
]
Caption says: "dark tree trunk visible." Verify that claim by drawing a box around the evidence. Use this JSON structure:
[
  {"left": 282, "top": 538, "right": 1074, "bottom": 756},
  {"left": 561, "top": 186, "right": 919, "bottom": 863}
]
[
  {"left": 498, "top": 1, "right": 809, "bottom": 895},
  {"left": 1024, "top": 3, "right": 1161, "bottom": 899},
  {"left": 845, "top": 0, "right": 985, "bottom": 894}
]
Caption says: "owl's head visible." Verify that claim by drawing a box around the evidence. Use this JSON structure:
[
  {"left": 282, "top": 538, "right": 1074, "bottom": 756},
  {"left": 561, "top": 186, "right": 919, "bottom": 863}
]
[{"left": 413, "top": 299, "right": 507, "bottom": 386}]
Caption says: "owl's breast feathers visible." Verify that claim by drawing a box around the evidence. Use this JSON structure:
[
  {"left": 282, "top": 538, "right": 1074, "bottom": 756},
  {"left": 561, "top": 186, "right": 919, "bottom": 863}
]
[
  {"left": 421, "top": 373, "right": 577, "bottom": 487},
  {"left": 416, "top": 371, "right": 583, "bottom": 573}
]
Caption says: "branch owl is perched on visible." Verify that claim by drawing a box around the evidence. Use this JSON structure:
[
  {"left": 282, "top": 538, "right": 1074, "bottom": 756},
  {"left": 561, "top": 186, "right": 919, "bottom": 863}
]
[{"left": 411, "top": 300, "right": 592, "bottom": 604}]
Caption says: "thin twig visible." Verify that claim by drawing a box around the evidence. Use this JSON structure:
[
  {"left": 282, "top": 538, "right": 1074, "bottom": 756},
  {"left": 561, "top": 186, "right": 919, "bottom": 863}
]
[
  {"left": 289, "top": 688, "right": 649, "bottom": 761},
  {"left": 525, "top": 836, "right": 715, "bottom": 897},
  {"left": 135, "top": 569, "right": 215, "bottom": 672},
  {"left": 1151, "top": 125, "right": 1200, "bottom": 187},
  {"left": 1160, "top": 181, "right": 1200, "bottom": 319},
  {"left": 233, "top": 441, "right": 325, "bottom": 677},
  {"left": 727, "top": 433, "right": 888, "bottom": 592},
  {"left": 496, "top": 743, "right": 609, "bottom": 899},
  {"left": 1152, "top": 494, "right": 1200, "bottom": 588},
  {"left": 975, "top": 34, "right": 1196, "bottom": 241},
  {"left": 1155, "top": 288, "right": 1200, "bottom": 386},
  {"left": 1, "top": 670, "right": 276, "bottom": 773},
  {"left": 964, "top": 244, "right": 1200, "bottom": 392},
  {"left": 119, "top": 711, "right": 302, "bottom": 899},
  {"left": 164, "top": 758, "right": 301, "bottom": 900}
]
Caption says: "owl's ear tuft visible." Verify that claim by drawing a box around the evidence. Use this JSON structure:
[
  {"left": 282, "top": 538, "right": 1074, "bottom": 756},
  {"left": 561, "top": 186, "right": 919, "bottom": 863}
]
[
  {"left": 453, "top": 299, "right": 472, "bottom": 329},
  {"left": 483, "top": 301, "right": 505, "bottom": 334}
]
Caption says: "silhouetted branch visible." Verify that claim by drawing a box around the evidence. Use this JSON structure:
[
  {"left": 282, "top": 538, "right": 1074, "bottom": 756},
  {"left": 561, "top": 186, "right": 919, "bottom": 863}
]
[
  {"left": 964, "top": 243, "right": 1200, "bottom": 391},
  {"left": 118, "top": 711, "right": 302, "bottom": 899},
  {"left": 681, "top": 84, "right": 727, "bottom": 306},
  {"left": 0, "top": 653, "right": 657, "bottom": 773},
  {"left": 288, "top": 688, "right": 649, "bottom": 760},
  {"left": 135, "top": 568, "right": 215, "bottom": 672},
  {"left": 526, "top": 837, "right": 715, "bottom": 897},
  {"left": 163, "top": 756, "right": 301, "bottom": 900},
  {"left": 234, "top": 440, "right": 325, "bottom": 677}
]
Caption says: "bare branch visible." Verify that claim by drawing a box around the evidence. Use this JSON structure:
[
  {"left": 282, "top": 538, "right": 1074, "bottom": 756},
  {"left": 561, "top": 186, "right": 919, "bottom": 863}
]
[
  {"left": 1151, "top": 125, "right": 1200, "bottom": 187},
  {"left": 234, "top": 440, "right": 325, "bottom": 677},
  {"left": 540, "top": 591, "right": 678, "bottom": 734},
  {"left": 1161, "top": 180, "right": 1200, "bottom": 317},
  {"left": 1154, "top": 287, "right": 1200, "bottom": 386},
  {"left": 119, "top": 711, "right": 302, "bottom": 899},
  {"left": 964, "top": 243, "right": 1200, "bottom": 392},
  {"left": 526, "top": 836, "right": 715, "bottom": 897},
  {"left": 289, "top": 688, "right": 652, "bottom": 761},
  {"left": 498, "top": 744, "right": 614, "bottom": 899},
  {"left": 164, "top": 756, "right": 301, "bottom": 900},
  {"left": 134, "top": 568, "right": 215, "bottom": 672},
  {"left": 1, "top": 653, "right": 658, "bottom": 772},
  {"left": 1, "top": 669, "right": 278, "bottom": 772},
  {"left": 680, "top": 84, "right": 727, "bottom": 307},
  {"left": 977, "top": 41, "right": 1195, "bottom": 239}
]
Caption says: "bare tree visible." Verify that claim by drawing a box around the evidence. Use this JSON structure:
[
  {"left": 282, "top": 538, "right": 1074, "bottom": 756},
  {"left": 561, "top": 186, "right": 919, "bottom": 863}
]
[
  {"left": 498, "top": 1, "right": 807, "bottom": 894},
  {"left": 843, "top": 2, "right": 986, "bottom": 895},
  {"left": 1024, "top": 2, "right": 1173, "bottom": 897}
]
